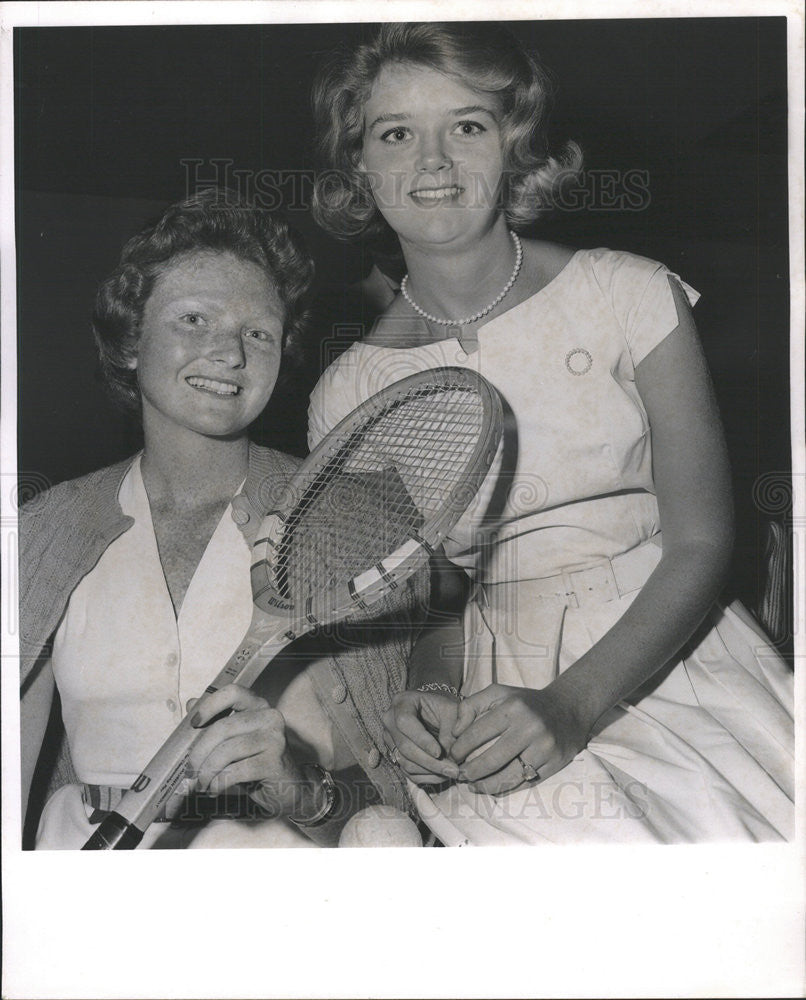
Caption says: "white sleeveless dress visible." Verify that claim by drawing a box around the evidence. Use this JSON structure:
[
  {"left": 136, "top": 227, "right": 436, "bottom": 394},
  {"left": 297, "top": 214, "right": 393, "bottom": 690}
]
[{"left": 308, "top": 248, "right": 794, "bottom": 845}]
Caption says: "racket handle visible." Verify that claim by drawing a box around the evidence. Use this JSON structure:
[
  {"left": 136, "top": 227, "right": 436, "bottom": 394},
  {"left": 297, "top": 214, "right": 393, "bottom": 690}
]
[
  {"left": 79, "top": 626, "right": 293, "bottom": 850},
  {"left": 82, "top": 812, "right": 145, "bottom": 850},
  {"left": 84, "top": 712, "right": 202, "bottom": 844}
]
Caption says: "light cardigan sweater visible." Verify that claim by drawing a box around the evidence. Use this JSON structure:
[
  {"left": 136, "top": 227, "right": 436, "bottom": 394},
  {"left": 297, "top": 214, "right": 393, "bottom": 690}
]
[{"left": 19, "top": 442, "right": 421, "bottom": 819}]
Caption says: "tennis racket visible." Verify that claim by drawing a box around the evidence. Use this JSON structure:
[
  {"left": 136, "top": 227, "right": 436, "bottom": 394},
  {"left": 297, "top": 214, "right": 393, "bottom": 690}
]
[{"left": 83, "top": 366, "right": 502, "bottom": 849}]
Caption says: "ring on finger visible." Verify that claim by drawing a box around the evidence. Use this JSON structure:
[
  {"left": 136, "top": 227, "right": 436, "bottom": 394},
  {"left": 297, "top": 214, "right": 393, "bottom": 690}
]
[
  {"left": 517, "top": 754, "right": 540, "bottom": 783},
  {"left": 387, "top": 745, "right": 401, "bottom": 765}
]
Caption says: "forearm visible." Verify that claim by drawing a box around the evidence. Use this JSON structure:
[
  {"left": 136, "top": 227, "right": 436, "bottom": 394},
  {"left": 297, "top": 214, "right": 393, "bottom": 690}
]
[
  {"left": 408, "top": 617, "right": 465, "bottom": 692},
  {"left": 549, "top": 539, "right": 732, "bottom": 734},
  {"left": 20, "top": 658, "right": 55, "bottom": 821},
  {"left": 407, "top": 549, "right": 469, "bottom": 693},
  {"left": 552, "top": 293, "right": 737, "bottom": 736}
]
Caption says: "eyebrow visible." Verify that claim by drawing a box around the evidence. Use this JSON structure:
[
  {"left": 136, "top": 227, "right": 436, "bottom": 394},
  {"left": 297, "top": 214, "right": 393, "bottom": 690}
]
[
  {"left": 367, "top": 111, "right": 411, "bottom": 131},
  {"left": 366, "top": 104, "right": 499, "bottom": 132},
  {"left": 450, "top": 105, "right": 499, "bottom": 120}
]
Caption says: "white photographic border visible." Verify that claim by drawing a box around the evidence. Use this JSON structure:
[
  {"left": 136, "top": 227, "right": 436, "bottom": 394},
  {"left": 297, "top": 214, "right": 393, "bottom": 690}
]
[{"left": 1, "top": 2, "right": 803, "bottom": 998}]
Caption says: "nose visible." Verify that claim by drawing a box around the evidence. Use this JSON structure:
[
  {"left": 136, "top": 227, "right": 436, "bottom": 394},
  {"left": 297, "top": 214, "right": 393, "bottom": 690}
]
[
  {"left": 416, "top": 131, "right": 452, "bottom": 173},
  {"left": 207, "top": 326, "right": 246, "bottom": 369}
]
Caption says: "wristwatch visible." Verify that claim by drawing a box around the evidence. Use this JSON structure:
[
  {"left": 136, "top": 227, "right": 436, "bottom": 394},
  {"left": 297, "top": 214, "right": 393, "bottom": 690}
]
[{"left": 288, "top": 762, "right": 339, "bottom": 828}]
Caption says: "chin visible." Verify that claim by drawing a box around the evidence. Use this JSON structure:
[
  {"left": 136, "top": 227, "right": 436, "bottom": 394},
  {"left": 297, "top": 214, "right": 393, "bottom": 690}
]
[
  {"left": 393, "top": 212, "right": 492, "bottom": 247},
  {"left": 186, "top": 412, "right": 254, "bottom": 440}
]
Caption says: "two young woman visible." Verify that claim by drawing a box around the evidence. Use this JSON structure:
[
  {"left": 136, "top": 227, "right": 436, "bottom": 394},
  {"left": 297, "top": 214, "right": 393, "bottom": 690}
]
[{"left": 21, "top": 22, "right": 793, "bottom": 848}]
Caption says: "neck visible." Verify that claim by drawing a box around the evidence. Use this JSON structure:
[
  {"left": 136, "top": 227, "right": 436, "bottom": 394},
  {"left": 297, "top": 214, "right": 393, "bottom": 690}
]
[
  {"left": 400, "top": 217, "right": 515, "bottom": 323},
  {"left": 140, "top": 420, "right": 250, "bottom": 507}
]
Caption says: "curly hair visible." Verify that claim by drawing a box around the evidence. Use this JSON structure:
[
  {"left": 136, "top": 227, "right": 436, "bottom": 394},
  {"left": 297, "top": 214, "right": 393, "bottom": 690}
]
[
  {"left": 92, "top": 189, "right": 314, "bottom": 414},
  {"left": 311, "top": 22, "right": 582, "bottom": 241}
]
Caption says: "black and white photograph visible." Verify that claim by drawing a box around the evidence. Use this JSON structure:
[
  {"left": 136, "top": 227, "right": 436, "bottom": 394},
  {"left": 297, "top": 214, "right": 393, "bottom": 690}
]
[{"left": 2, "top": 1, "right": 803, "bottom": 998}]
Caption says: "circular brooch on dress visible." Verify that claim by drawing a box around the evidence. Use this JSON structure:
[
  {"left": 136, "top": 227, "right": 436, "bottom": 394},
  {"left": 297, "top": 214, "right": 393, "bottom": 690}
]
[{"left": 565, "top": 348, "right": 593, "bottom": 376}]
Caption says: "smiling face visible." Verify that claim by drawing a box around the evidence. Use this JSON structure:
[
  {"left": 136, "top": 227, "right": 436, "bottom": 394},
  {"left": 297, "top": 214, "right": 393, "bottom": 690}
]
[
  {"left": 132, "top": 251, "right": 284, "bottom": 442},
  {"left": 360, "top": 62, "right": 505, "bottom": 249}
]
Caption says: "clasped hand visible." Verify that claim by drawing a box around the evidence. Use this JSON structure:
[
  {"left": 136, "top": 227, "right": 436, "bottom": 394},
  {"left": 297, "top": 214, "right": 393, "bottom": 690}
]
[{"left": 383, "top": 683, "right": 589, "bottom": 795}]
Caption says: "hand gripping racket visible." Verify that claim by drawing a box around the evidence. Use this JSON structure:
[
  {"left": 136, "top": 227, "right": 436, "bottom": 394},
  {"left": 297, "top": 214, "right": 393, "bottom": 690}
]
[{"left": 82, "top": 367, "right": 502, "bottom": 849}]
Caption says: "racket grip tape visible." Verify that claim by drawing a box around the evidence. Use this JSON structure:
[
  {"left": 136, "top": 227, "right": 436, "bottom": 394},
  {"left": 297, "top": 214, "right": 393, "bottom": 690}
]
[{"left": 82, "top": 813, "right": 145, "bottom": 850}]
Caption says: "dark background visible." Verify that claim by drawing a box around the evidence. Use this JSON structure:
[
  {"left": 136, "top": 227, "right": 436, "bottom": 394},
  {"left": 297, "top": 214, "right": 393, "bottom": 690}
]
[{"left": 14, "top": 18, "right": 791, "bottom": 621}]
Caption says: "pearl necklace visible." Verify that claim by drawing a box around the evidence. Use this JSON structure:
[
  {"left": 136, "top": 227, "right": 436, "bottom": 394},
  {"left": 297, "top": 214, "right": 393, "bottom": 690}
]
[{"left": 400, "top": 231, "right": 523, "bottom": 327}]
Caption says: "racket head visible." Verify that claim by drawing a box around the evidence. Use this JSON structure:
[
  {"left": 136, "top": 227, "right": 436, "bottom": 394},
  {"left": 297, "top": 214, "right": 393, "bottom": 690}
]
[{"left": 250, "top": 367, "right": 502, "bottom": 626}]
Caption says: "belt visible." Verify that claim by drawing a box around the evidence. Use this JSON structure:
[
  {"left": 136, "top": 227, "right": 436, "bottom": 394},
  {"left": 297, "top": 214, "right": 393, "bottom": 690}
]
[
  {"left": 82, "top": 783, "right": 266, "bottom": 827},
  {"left": 477, "top": 534, "right": 662, "bottom": 610}
]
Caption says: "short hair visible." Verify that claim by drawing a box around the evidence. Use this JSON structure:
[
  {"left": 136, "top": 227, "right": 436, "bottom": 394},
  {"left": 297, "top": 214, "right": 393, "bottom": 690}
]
[
  {"left": 92, "top": 189, "right": 314, "bottom": 414},
  {"left": 312, "top": 22, "right": 582, "bottom": 241}
]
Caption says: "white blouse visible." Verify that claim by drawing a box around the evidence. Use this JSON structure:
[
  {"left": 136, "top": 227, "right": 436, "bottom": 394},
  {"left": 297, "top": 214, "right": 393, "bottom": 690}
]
[{"left": 52, "top": 456, "right": 333, "bottom": 787}]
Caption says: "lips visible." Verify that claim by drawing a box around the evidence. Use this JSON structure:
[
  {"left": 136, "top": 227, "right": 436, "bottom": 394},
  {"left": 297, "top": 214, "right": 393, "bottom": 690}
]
[
  {"left": 409, "top": 185, "right": 464, "bottom": 203},
  {"left": 185, "top": 375, "right": 242, "bottom": 396}
]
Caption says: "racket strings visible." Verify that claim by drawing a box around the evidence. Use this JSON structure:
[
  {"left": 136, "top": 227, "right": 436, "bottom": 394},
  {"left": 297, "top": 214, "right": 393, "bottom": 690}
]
[
  {"left": 275, "top": 382, "right": 485, "bottom": 606},
  {"left": 327, "top": 385, "right": 483, "bottom": 515}
]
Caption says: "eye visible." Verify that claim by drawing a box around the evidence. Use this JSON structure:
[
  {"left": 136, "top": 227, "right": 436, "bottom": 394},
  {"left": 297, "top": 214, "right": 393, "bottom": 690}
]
[
  {"left": 453, "top": 120, "right": 486, "bottom": 137},
  {"left": 380, "top": 126, "right": 411, "bottom": 144},
  {"left": 180, "top": 312, "right": 206, "bottom": 327},
  {"left": 243, "top": 328, "right": 276, "bottom": 343}
]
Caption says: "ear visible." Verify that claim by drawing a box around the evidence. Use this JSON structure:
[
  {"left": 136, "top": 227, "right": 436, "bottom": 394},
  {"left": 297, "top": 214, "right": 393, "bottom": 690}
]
[{"left": 124, "top": 341, "right": 139, "bottom": 371}]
